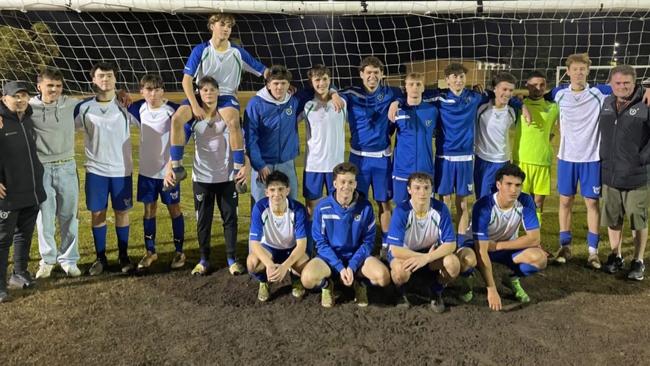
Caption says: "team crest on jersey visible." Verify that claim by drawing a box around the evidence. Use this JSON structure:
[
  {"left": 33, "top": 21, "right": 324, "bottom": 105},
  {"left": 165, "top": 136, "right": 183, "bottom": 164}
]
[
  {"left": 196, "top": 193, "right": 204, "bottom": 202},
  {"left": 377, "top": 93, "right": 384, "bottom": 102},
  {"left": 630, "top": 108, "right": 638, "bottom": 116},
  {"left": 170, "top": 191, "right": 179, "bottom": 200},
  {"left": 285, "top": 107, "right": 293, "bottom": 116},
  {"left": 593, "top": 186, "right": 601, "bottom": 195},
  {"left": 425, "top": 119, "right": 433, "bottom": 127},
  {"left": 0, "top": 210, "right": 8, "bottom": 220},
  {"left": 467, "top": 183, "right": 474, "bottom": 192},
  {"left": 354, "top": 214, "right": 361, "bottom": 221},
  {"left": 123, "top": 198, "right": 132, "bottom": 207}
]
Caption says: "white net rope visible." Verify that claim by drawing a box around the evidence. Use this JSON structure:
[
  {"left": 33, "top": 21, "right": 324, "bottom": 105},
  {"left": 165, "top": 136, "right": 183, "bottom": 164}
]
[{"left": 0, "top": 7, "right": 648, "bottom": 93}]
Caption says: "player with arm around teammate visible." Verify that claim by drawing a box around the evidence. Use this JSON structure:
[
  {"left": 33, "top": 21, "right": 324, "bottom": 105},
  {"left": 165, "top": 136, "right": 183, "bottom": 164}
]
[
  {"left": 387, "top": 172, "right": 459, "bottom": 312},
  {"left": 247, "top": 171, "right": 309, "bottom": 302}
]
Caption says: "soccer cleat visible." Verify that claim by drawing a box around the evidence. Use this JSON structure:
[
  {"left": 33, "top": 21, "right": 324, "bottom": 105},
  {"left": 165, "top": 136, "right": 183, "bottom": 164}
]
[
  {"left": 0, "top": 290, "right": 8, "bottom": 303},
  {"left": 321, "top": 281, "right": 335, "bottom": 308},
  {"left": 120, "top": 256, "right": 134, "bottom": 273},
  {"left": 170, "top": 252, "right": 186, "bottom": 269},
  {"left": 291, "top": 278, "right": 305, "bottom": 299},
  {"left": 430, "top": 292, "right": 446, "bottom": 313},
  {"left": 88, "top": 259, "right": 106, "bottom": 276},
  {"left": 35, "top": 263, "right": 55, "bottom": 279},
  {"left": 587, "top": 253, "right": 602, "bottom": 270},
  {"left": 555, "top": 245, "right": 572, "bottom": 264},
  {"left": 191, "top": 262, "right": 209, "bottom": 276},
  {"left": 8, "top": 271, "right": 35, "bottom": 289},
  {"left": 354, "top": 281, "right": 369, "bottom": 307},
  {"left": 235, "top": 181, "right": 248, "bottom": 194},
  {"left": 458, "top": 273, "right": 475, "bottom": 303},
  {"left": 258, "top": 282, "right": 270, "bottom": 302},
  {"left": 228, "top": 262, "right": 245, "bottom": 276},
  {"left": 396, "top": 294, "right": 411, "bottom": 309},
  {"left": 61, "top": 263, "right": 82, "bottom": 277},
  {"left": 137, "top": 251, "right": 158, "bottom": 270},
  {"left": 602, "top": 253, "right": 624, "bottom": 274},
  {"left": 627, "top": 260, "right": 645, "bottom": 281},
  {"left": 507, "top": 277, "right": 530, "bottom": 303}
]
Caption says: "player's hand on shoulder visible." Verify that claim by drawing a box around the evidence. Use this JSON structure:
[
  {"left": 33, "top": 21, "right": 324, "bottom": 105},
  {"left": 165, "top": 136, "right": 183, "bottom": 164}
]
[
  {"left": 191, "top": 104, "right": 207, "bottom": 121},
  {"left": 0, "top": 115, "right": 4, "bottom": 129},
  {"left": 0, "top": 183, "right": 6, "bottom": 199},
  {"left": 116, "top": 89, "right": 133, "bottom": 107},
  {"left": 388, "top": 101, "right": 400, "bottom": 123},
  {"left": 331, "top": 92, "right": 344, "bottom": 113},
  {"left": 487, "top": 286, "right": 502, "bottom": 311},
  {"left": 472, "top": 84, "right": 484, "bottom": 93},
  {"left": 522, "top": 105, "right": 532, "bottom": 125}
]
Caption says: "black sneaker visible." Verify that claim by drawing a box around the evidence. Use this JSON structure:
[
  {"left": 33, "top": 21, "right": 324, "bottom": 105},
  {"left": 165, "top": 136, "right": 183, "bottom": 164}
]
[
  {"left": 602, "top": 253, "right": 624, "bottom": 274},
  {"left": 8, "top": 271, "right": 35, "bottom": 289},
  {"left": 627, "top": 260, "right": 645, "bottom": 281}
]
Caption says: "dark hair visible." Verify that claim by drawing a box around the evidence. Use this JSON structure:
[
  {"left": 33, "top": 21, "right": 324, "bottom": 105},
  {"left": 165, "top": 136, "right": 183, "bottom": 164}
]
[
  {"left": 265, "top": 170, "right": 290, "bottom": 188},
  {"left": 495, "top": 163, "right": 526, "bottom": 184},
  {"left": 609, "top": 64, "right": 637, "bottom": 80},
  {"left": 37, "top": 68, "right": 63, "bottom": 83},
  {"left": 492, "top": 72, "right": 517, "bottom": 88},
  {"left": 90, "top": 62, "right": 117, "bottom": 78},
  {"left": 407, "top": 172, "right": 434, "bottom": 188},
  {"left": 140, "top": 74, "right": 164, "bottom": 89},
  {"left": 527, "top": 70, "right": 547, "bottom": 81},
  {"left": 197, "top": 76, "right": 219, "bottom": 89},
  {"left": 266, "top": 65, "right": 292, "bottom": 83},
  {"left": 307, "top": 64, "right": 331, "bottom": 79},
  {"left": 333, "top": 162, "right": 358, "bottom": 179},
  {"left": 444, "top": 62, "right": 468, "bottom": 77},
  {"left": 359, "top": 56, "right": 384, "bottom": 73}
]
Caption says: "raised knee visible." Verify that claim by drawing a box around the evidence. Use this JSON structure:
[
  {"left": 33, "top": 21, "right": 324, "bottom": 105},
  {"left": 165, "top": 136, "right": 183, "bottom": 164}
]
[{"left": 443, "top": 254, "right": 461, "bottom": 278}]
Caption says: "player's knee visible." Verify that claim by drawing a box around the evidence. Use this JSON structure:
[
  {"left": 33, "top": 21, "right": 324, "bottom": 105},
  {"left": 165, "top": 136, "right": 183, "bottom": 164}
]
[
  {"left": 528, "top": 249, "right": 548, "bottom": 269},
  {"left": 168, "top": 203, "right": 182, "bottom": 218},
  {"left": 300, "top": 267, "right": 321, "bottom": 289},
  {"left": 443, "top": 254, "right": 461, "bottom": 278},
  {"left": 390, "top": 265, "right": 409, "bottom": 285},
  {"left": 246, "top": 254, "right": 259, "bottom": 273},
  {"left": 370, "top": 267, "right": 391, "bottom": 287},
  {"left": 458, "top": 250, "right": 477, "bottom": 271}
]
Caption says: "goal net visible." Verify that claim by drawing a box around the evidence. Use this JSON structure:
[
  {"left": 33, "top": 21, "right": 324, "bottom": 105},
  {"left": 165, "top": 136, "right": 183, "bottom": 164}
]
[{"left": 0, "top": 1, "right": 649, "bottom": 93}]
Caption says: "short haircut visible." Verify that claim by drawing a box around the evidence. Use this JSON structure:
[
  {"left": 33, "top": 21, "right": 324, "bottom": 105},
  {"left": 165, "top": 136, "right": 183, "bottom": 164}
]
[
  {"left": 307, "top": 64, "right": 331, "bottom": 79},
  {"left": 492, "top": 72, "right": 517, "bottom": 88},
  {"left": 207, "top": 13, "right": 235, "bottom": 30},
  {"left": 197, "top": 76, "right": 219, "bottom": 89},
  {"left": 565, "top": 53, "right": 591, "bottom": 68},
  {"left": 90, "top": 62, "right": 117, "bottom": 78},
  {"left": 333, "top": 162, "right": 358, "bottom": 180},
  {"left": 139, "top": 74, "right": 164, "bottom": 89},
  {"left": 609, "top": 64, "right": 636, "bottom": 80},
  {"left": 444, "top": 62, "right": 468, "bottom": 77},
  {"left": 407, "top": 172, "right": 434, "bottom": 187},
  {"left": 266, "top": 65, "right": 292, "bottom": 83},
  {"left": 495, "top": 163, "right": 526, "bottom": 183},
  {"left": 527, "top": 70, "right": 547, "bottom": 81},
  {"left": 265, "top": 170, "right": 290, "bottom": 188},
  {"left": 359, "top": 56, "right": 384, "bottom": 73},
  {"left": 37, "top": 68, "right": 63, "bottom": 83},
  {"left": 405, "top": 72, "right": 425, "bottom": 82}
]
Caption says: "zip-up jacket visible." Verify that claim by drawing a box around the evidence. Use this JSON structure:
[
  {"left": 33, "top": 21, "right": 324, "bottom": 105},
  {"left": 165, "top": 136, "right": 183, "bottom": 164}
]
[
  {"left": 312, "top": 191, "right": 376, "bottom": 273},
  {"left": 599, "top": 85, "right": 650, "bottom": 190},
  {"left": 393, "top": 101, "right": 438, "bottom": 178},
  {"left": 0, "top": 102, "right": 46, "bottom": 211}
]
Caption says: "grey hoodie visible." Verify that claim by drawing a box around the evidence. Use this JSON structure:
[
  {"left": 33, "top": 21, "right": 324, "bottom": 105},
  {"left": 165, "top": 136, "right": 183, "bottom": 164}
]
[{"left": 29, "top": 95, "right": 80, "bottom": 163}]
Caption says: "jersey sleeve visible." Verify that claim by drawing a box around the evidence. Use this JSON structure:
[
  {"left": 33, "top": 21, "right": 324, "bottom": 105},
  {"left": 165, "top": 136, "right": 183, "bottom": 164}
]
[
  {"left": 293, "top": 202, "right": 308, "bottom": 240},
  {"left": 595, "top": 83, "right": 613, "bottom": 95},
  {"left": 437, "top": 201, "right": 456, "bottom": 245},
  {"left": 249, "top": 201, "right": 266, "bottom": 242},
  {"left": 520, "top": 194, "right": 540, "bottom": 231},
  {"left": 183, "top": 42, "right": 207, "bottom": 77},
  {"left": 348, "top": 205, "right": 376, "bottom": 272},
  {"left": 313, "top": 205, "right": 345, "bottom": 272},
  {"left": 386, "top": 206, "right": 408, "bottom": 247},
  {"left": 127, "top": 99, "right": 145, "bottom": 123},
  {"left": 550, "top": 84, "right": 569, "bottom": 101},
  {"left": 472, "top": 199, "right": 492, "bottom": 241},
  {"left": 233, "top": 44, "right": 266, "bottom": 77}
]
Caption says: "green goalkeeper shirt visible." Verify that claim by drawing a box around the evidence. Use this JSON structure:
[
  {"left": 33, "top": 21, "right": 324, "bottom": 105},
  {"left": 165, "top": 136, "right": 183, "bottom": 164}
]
[{"left": 513, "top": 98, "right": 559, "bottom": 167}]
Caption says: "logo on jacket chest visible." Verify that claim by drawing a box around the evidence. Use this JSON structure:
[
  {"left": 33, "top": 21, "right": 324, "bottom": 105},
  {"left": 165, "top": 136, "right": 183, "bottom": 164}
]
[
  {"left": 285, "top": 106, "right": 293, "bottom": 116},
  {"left": 629, "top": 108, "right": 638, "bottom": 116},
  {"left": 376, "top": 93, "right": 384, "bottom": 102}
]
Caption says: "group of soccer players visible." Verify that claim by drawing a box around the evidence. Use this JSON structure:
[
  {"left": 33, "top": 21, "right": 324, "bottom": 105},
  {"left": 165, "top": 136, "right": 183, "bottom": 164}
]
[{"left": 0, "top": 13, "right": 649, "bottom": 312}]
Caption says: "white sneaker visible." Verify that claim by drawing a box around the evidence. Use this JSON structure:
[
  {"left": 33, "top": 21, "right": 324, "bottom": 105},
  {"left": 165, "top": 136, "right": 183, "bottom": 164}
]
[
  {"left": 35, "top": 263, "right": 55, "bottom": 279},
  {"left": 61, "top": 263, "right": 82, "bottom": 277}
]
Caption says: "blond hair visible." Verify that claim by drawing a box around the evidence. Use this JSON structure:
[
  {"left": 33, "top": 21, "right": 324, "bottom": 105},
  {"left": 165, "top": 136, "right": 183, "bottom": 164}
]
[{"left": 565, "top": 53, "right": 591, "bottom": 68}]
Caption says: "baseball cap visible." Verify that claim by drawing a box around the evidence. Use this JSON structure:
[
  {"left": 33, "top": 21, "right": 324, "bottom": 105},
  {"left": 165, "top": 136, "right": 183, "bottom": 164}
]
[{"left": 3, "top": 81, "right": 31, "bottom": 96}]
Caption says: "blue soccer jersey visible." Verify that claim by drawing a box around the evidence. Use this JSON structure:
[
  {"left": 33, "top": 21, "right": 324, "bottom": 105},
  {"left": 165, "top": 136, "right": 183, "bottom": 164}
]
[
  {"left": 392, "top": 101, "right": 439, "bottom": 179},
  {"left": 387, "top": 198, "right": 456, "bottom": 252},
  {"left": 471, "top": 192, "right": 539, "bottom": 242}
]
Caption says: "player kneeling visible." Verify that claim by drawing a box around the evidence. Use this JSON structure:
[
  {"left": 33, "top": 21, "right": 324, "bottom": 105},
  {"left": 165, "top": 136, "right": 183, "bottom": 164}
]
[
  {"left": 471, "top": 163, "right": 547, "bottom": 311},
  {"left": 387, "top": 173, "right": 459, "bottom": 312},
  {"left": 301, "top": 162, "right": 391, "bottom": 308},
  {"left": 247, "top": 171, "right": 309, "bottom": 302}
]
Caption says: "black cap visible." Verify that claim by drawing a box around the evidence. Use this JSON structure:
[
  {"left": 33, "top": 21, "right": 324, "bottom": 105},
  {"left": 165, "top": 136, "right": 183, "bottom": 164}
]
[{"left": 3, "top": 81, "right": 31, "bottom": 96}]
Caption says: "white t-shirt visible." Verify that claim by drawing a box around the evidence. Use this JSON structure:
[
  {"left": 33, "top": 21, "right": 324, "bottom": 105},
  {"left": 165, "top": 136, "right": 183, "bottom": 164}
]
[
  {"left": 302, "top": 98, "right": 346, "bottom": 172},
  {"left": 475, "top": 103, "right": 517, "bottom": 163},
  {"left": 137, "top": 102, "right": 176, "bottom": 179},
  {"left": 189, "top": 116, "right": 234, "bottom": 184}
]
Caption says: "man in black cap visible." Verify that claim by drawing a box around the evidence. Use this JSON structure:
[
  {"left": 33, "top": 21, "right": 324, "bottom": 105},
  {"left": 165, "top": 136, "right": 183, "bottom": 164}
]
[{"left": 0, "top": 80, "right": 46, "bottom": 302}]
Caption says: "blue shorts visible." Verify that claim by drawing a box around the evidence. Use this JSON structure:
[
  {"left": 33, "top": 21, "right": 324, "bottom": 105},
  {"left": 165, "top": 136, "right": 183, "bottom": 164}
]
[
  {"left": 474, "top": 157, "right": 507, "bottom": 199},
  {"left": 348, "top": 154, "right": 392, "bottom": 202},
  {"left": 392, "top": 176, "right": 410, "bottom": 204},
  {"left": 488, "top": 249, "right": 526, "bottom": 271},
  {"left": 85, "top": 172, "right": 133, "bottom": 212},
  {"left": 260, "top": 243, "right": 294, "bottom": 264},
  {"left": 557, "top": 159, "right": 601, "bottom": 199},
  {"left": 136, "top": 174, "right": 181, "bottom": 205},
  {"left": 303, "top": 171, "right": 335, "bottom": 200},
  {"left": 434, "top": 157, "right": 474, "bottom": 196},
  {"left": 217, "top": 95, "right": 240, "bottom": 111}
]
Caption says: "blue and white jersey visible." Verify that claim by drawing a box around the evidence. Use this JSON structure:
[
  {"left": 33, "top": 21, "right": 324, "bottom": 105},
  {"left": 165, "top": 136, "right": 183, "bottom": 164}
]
[
  {"left": 183, "top": 40, "right": 266, "bottom": 97},
  {"left": 313, "top": 191, "right": 376, "bottom": 272},
  {"left": 128, "top": 99, "right": 179, "bottom": 179},
  {"left": 249, "top": 197, "right": 307, "bottom": 250},
  {"left": 302, "top": 98, "right": 347, "bottom": 173},
  {"left": 393, "top": 101, "right": 438, "bottom": 178},
  {"left": 74, "top": 97, "right": 139, "bottom": 177},
  {"left": 552, "top": 84, "right": 610, "bottom": 162},
  {"left": 185, "top": 114, "right": 235, "bottom": 184},
  {"left": 340, "top": 85, "right": 404, "bottom": 153},
  {"left": 387, "top": 198, "right": 455, "bottom": 252},
  {"left": 475, "top": 102, "right": 517, "bottom": 163},
  {"left": 471, "top": 192, "right": 539, "bottom": 242},
  {"left": 244, "top": 87, "right": 311, "bottom": 171}
]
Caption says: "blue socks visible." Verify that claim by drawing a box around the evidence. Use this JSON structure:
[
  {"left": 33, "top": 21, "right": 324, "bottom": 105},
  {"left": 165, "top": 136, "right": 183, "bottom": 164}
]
[
  {"left": 172, "top": 215, "right": 185, "bottom": 252},
  {"left": 587, "top": 232, "right": 600, "bottom": 253},
  {"left": 559, "top": 231, "right": 572, "bottom": 247},
  {"left": 116, "top": 225, "right": 129, "bottom": 258},
  {"left": 516, "top": 263, "right": 540, "bottom": 277},
  {"left": 143, "top": 217, "right": 156, "bottom": 252},
  {"left": 92, "top": 225, "right": 107, "bottom": 261}
]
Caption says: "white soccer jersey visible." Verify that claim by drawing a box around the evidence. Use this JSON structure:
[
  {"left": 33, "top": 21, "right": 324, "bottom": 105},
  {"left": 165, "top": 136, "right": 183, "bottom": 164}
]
[
  {"left": 302, "top": 98, "right": 346, "bottom": 172},
  {"left": 259, "top": 200, "right": 296, "bottom": 250},
  {"left": 472, "top": 193, "right": 539, "bottom": 243},
  {"left": 402, "top": 208, "right": 446, "bottom": 252},
  {"left": 137, "top": 102, "right": 176, "bottom": 179},
  {"left": 74, "top": 97, "right": 139, "bottom": 177},
  {"left": 190, "top": 116, "right": 234, "bottom": 184},
  {"left": 475, "top": 103, "right": 517, "bottom": 163},
  {"left": 554, "top": 85, "right": 606, "bottom": 162}
]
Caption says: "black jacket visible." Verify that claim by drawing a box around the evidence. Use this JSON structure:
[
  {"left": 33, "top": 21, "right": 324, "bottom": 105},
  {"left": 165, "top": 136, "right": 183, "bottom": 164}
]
[
  {"left": 599, "top": 85, "right": 650, "bottom": 190},
  {"left": 0, "top": 101, "right": 46, "bottom": 211}
]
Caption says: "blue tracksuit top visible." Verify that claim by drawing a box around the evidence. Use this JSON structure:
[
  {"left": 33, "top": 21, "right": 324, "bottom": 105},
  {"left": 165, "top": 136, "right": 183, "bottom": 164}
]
[
  {"left": 393, "top": 101, "right": 439, "bottom": 178},
  {"left": 313, "top": 191, "right": 376, "bottom": 272},
  {"left": 340, "top": 85, "right": 404, "bottom": 152},
  {"left": 244, "top": 87, "right": 311, "bottom": 171}
]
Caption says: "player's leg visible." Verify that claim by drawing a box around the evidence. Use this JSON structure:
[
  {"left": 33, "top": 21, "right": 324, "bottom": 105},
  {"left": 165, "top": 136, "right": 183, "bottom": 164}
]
[
  {"left": 276, "top": 160, "right": 299, "bottom": 202},
  {"left": 0, "top": 209, "right": 20, "bottom": 300},
  {"left": 509, "top": 247, "right": 548, "bottom": 302},
  {"left": 136, "top": 175, "right": 159, "bottom": 270},
  {"left": 455, "top": 160, "right": 474, "bottom": 245},
  {"left": 169, "top": 106, "right": 193, "bottom": 183},
  {"left": 392, "top": 176, "right": 409, "bottom": 205},
  {"left": 35, "top": 164, "right": 57, "bottom": 278},
  {"left": 580, "top": 161, "right": 602, "bottom": 269},
  {"left": 601, "top": 184, "right": 625, "bottom": 274},
  {"left": 556, "top": 159, "right": 578, "bottom": 264},
  {"left": 54, "top": 160, "right": 81, "bottom": 277},
  {"left": 473, "top": 156, "right": 488, "bottom": 199},
  {"left": 455, "top": 245, "right": 478, "bottom": 302},
  {"left": 626, "top": 186, "right": 649, "bottom": 280},
  {"left": 303, "top": 171, "right": 324, "bottom": 257},
  {"left": 371, "top": 156, "right": 393, "bottom": 257},
  {"left": 86, "top": 172, "right": 110, "bottom": 276},
  {"left": 192, "top": 182, "right": 216, "bottom": 275},
  {"left": 110, "top": 176, "right": 134, "bottom": 273},
  {"left": 357, "top": 256, "right": 391, "bottom": 307},
  {"left": 216, "top": 181, "right": 243, "bottom": 275},
  {"left": 289, "top": 253, "right": 311, "bottom": 299},
  {"left": 160, "top": 179, "right": 185, "bottom": 269},
  {"left": 427, "top": 253, "right": 461, "bottom": 312},
  {"left": 247, "top": 244, "right": 280, "bottom": 302},
  {"left": 300, "top": 257, "right": 334, "bottom": 307},
  {"left": 389, "top": 256, "right": 413, "bottom": 308},
  {"left": 218, "top": 103, "right": 245, "bottom": 175},
  {"left": 9, "top": 205, "right": 39, "bottom": 289}
]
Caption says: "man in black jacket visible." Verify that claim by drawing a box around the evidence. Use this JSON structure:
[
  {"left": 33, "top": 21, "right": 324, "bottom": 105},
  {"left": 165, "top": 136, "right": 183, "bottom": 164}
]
[
  {"left": 0, "top": 81, "right": 46, "bottom": 302},
  {"left": 599, "top": 65, "right": 650, "bottom": 280}
]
